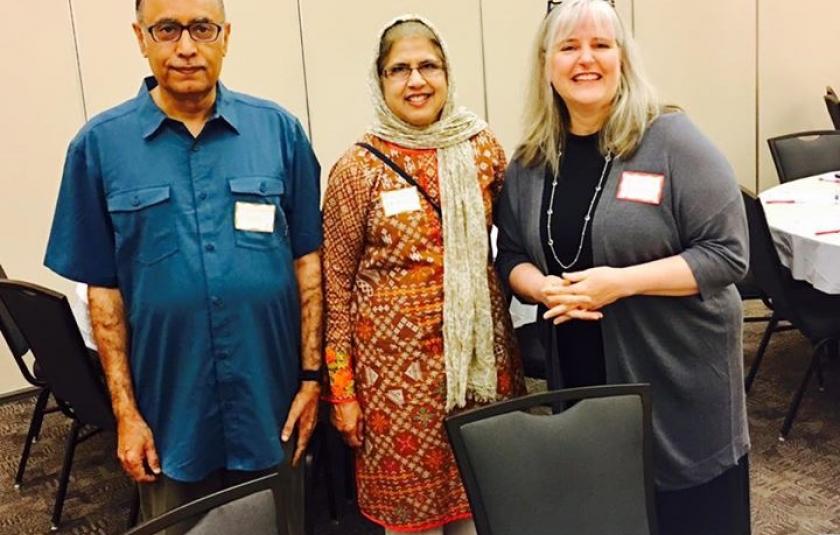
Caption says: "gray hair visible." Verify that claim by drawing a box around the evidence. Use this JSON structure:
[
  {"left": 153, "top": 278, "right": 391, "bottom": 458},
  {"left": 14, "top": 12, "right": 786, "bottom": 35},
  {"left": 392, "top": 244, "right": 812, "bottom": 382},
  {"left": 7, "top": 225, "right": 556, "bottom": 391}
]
[
  {"left": 515, "top": 0, "right": 663, "bottom": 174},
  {"left": 135, "top": 0, "right": 226, "bottom": 21}
]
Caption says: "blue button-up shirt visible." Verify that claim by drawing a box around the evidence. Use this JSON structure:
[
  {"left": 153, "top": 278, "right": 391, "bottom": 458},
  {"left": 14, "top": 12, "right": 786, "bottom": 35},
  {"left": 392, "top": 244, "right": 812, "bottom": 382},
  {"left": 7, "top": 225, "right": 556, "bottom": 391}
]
[{"left": 45, "top": 78, "right": 322, "bottom": 481}]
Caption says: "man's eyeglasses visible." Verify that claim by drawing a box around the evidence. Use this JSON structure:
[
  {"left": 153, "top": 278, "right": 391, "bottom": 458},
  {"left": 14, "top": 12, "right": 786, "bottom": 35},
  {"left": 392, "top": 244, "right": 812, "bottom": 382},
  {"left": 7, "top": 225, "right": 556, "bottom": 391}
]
[
  {"left": 146, "top": 21, "right": 223, "bottom": 43},
  {"left": 546, "top": 0, "right": 615, "bottom": 14},
  {"left": 381, "top": 61, "right": 445, "bottom": 82}
]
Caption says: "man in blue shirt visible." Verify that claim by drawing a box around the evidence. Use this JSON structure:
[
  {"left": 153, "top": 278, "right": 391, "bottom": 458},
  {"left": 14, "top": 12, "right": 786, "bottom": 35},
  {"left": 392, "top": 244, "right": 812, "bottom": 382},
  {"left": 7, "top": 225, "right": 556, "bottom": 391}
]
[{"left": 44, "top": 0, "right": 322, "bottom": 532}]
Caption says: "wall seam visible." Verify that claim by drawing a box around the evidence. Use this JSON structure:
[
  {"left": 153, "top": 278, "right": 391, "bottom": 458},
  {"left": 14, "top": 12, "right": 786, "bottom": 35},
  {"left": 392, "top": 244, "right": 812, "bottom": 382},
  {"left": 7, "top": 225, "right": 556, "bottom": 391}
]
[
  {"left": 68, "top": 0, "right": 89, "bottom": 121},
  {"left": 295, "top": 0, "right": 313, "bottom": 139},
  {"left": 478, "top": 0, "right": 490, "bottom": 122},
  {"left": 754, "top": 0, "right": 760, "bottom": 193}
]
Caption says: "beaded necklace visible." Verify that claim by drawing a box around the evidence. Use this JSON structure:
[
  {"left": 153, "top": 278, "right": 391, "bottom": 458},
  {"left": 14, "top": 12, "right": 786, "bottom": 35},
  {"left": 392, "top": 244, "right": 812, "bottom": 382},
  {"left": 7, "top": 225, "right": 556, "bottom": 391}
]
[{"left": 545, "top": 152, "right": 613, "bottom": 270}]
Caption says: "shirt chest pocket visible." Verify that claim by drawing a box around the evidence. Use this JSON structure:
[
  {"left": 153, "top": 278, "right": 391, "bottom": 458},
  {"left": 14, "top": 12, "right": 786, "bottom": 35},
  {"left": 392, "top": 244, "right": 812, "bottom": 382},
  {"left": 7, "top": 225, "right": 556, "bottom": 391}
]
[
  {"left": 107, "top": 185, "right": 179, "bottom": 266},
  {"left": 228, "top": 176, "right": 288, "bottom": 250}
]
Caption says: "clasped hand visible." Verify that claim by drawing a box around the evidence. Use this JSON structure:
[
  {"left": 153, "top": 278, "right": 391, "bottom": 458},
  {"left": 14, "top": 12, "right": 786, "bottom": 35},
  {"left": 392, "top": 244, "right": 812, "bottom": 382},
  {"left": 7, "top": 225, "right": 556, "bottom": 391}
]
[{"left": 540, "top": 267, "right": 629, "bottom": 325}]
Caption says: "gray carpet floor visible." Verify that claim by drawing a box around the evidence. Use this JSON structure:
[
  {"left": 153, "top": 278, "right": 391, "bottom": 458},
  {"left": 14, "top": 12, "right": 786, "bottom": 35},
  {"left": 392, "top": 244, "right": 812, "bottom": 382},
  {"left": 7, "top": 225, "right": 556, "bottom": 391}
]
[{"left": 1, "top": 301, "right": 839, "bottom": 534}]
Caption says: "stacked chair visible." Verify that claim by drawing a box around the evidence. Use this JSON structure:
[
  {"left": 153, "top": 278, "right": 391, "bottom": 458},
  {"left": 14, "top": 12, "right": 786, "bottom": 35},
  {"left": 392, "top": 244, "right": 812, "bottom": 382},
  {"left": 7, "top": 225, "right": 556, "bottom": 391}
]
[
  {"left": 0, "top": 275, "right": 115, "bottom": 530},
  {"left": 0, "top": 265, "right": 58, "bottom": 492}
]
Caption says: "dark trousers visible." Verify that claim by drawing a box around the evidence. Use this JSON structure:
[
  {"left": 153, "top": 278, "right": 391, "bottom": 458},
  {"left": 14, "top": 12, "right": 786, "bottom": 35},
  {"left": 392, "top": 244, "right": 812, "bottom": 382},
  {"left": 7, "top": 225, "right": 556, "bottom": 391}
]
[{"left": 656, "top": 455, "right": 751, "bottom": 535}]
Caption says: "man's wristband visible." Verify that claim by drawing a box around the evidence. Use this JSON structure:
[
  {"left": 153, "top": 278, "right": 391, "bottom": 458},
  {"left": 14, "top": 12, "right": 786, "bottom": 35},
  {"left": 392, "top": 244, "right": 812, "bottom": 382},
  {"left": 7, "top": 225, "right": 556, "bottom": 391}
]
[{"left": 300, "top": 368, "right": 322, "bottom": 383}]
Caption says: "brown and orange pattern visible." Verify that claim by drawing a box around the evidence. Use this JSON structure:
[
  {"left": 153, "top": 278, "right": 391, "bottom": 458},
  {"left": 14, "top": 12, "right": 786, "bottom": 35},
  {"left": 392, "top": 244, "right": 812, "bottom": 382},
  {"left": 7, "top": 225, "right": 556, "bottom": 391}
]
[{"left": 321, "top": 130, "right": 525, "bottom": 531}]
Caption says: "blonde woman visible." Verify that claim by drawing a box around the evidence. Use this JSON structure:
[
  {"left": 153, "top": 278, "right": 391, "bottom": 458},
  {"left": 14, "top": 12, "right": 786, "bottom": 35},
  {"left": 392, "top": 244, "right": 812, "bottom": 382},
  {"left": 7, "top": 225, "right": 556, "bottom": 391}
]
[
  {"left": 496, "top": 1, "right": 750, "bottom": 534},
  {"left": 321, "top": 15, "right": 524, "bottom": 535}
]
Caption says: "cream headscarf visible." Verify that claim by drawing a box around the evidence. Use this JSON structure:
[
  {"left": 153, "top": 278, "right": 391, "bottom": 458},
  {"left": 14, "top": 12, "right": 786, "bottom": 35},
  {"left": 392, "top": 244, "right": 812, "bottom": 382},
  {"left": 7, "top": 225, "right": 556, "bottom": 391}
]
[{"left": 368, "top": 15, "right": 496, "bottom": 411}]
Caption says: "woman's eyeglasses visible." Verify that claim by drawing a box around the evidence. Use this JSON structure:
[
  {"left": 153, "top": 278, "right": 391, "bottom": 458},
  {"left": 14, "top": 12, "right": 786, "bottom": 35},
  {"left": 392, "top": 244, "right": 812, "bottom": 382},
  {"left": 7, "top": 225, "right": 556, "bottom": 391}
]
[{"left": 381, "top": 61, "right": 445, "bottom": 82}]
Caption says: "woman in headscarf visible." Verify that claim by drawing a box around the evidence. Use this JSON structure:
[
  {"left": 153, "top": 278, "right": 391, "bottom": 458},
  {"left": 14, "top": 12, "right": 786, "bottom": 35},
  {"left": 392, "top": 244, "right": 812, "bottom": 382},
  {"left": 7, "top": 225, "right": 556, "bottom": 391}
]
[
  {"left": 321, "top": 15, "right": 524, "bottom": 535},
  {"left": 496, "top": 1, "right": 750, "bottom": 534}
]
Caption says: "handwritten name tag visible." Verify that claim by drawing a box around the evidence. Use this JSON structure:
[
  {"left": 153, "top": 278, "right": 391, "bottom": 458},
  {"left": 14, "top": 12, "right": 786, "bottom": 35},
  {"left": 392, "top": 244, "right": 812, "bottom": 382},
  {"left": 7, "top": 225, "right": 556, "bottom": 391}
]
[
  {"left": 235, "top": 202, "right": 275, "bottom": 233},
  {"left": 381, "top": 187, "right": 422, "bottom": 216},
  {"left": 617, "top": 171, "right": 665, "bottom": 205}
]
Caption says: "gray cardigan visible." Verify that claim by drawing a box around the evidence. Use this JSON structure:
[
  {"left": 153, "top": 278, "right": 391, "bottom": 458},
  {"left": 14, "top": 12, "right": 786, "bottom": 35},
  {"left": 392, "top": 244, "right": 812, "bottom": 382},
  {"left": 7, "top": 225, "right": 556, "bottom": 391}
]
[{"left": 495, "top": 113, "right": 750, "bottom": 490}]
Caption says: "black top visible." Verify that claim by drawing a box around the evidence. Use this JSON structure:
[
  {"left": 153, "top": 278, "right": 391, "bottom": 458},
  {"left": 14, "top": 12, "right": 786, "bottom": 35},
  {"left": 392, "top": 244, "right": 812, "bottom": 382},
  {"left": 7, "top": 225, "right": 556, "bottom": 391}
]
[{"left": 539, "top": 132, "right": 607, "bottom": 387}]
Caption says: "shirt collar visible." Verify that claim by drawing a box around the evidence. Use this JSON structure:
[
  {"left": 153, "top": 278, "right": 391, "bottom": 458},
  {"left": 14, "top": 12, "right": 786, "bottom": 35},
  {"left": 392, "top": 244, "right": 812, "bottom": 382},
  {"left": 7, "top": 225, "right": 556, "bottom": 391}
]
[{"left": 138, "top": 76, "right": 240, "bottom": 139}]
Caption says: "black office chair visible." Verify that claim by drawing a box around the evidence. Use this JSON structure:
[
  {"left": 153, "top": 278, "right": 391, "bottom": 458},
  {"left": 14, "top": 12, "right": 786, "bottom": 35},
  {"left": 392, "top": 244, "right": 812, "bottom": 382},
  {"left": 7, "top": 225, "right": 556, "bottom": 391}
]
[
  {"left": 735, "top": 253, "right": 796, "bottom": 395},
  {"left": 825, "top": 86, "right": 840, "bottom": 129},
  {"left": 124, "top": 473, "right": 283, "bottom": 535},
  {"left": 767, "top": 130, "right": 840, "bottom": 183},
  {"left": 736, "top": 270, "right": 793, "bottom": 356},
  {"left": 0, "top": 279, "right": 115, "bottom": 530},
  {"left": 445, "top": 384, "right": 657, "bottom": 535},
  {"left": 0, "top": 265, "right": 64, "bottom": 491},
  {"left": 741, "top": 190, "right": 840, "bottom": 439}
]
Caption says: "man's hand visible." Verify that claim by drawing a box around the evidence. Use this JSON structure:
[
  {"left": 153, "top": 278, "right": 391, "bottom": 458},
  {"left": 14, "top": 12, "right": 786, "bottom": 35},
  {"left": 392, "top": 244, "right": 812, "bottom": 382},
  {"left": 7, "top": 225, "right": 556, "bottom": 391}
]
[
  {"left": 116, "top": 412, "right": 160, "bottom": 483},
  {"left": 330, "top": 400, "right": 364, "bottom": 448},
  {"left": 281, "top": 382, "right": 321, "bottom": 467}
]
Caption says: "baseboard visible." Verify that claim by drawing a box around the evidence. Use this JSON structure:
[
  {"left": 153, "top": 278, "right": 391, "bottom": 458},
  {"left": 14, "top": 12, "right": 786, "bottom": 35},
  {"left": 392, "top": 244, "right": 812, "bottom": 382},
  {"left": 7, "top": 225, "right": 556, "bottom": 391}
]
[{"left": 0, "top": 386, "right": 39, "bottom": 406}]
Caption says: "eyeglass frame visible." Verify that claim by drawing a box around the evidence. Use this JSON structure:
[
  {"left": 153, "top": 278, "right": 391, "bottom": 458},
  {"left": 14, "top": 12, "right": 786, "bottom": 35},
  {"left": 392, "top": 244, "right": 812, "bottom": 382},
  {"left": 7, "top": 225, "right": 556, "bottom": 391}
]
[
  {"left": 380, "top": 61, "right": 447, "bottom": 83},
  {"left": 145, "top": 20, "right": 224, "bottom": 44},
  {"left": 546, "top": 0, "right": 616, "bottom": 15}
]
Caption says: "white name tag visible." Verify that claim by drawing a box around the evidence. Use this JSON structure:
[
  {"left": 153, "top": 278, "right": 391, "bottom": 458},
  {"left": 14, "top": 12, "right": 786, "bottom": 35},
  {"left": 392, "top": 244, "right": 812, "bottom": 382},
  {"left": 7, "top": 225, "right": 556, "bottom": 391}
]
[
  {"left": 381, "top": 187, "right": 422, "bottom": 216},
  {"left": 616, "top": 171, "right": 665, "bottom": 205},
  {"left": 235, "top": 202, "right": 275, "bottom": 233}
]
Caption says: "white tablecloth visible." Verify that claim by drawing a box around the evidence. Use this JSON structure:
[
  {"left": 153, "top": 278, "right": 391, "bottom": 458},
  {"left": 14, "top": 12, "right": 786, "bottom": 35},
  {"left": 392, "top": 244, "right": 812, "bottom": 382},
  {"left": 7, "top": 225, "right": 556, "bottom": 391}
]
[{"left": 759, "top": 173, "right": 840, "bottom": 294}]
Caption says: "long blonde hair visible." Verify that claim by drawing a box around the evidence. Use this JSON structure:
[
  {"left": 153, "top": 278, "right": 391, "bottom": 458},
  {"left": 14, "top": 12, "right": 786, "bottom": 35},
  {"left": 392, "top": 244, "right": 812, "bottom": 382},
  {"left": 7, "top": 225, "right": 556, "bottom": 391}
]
[{"left": 515, "top": 0, "right": 663, "bottom": 174}]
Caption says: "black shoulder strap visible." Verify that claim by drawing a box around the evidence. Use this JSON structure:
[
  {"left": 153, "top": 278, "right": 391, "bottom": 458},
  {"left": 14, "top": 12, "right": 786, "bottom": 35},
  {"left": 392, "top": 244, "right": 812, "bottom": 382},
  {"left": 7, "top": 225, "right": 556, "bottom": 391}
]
[{"left": 356, "top": 142, "right": 442, "bottom": 218}]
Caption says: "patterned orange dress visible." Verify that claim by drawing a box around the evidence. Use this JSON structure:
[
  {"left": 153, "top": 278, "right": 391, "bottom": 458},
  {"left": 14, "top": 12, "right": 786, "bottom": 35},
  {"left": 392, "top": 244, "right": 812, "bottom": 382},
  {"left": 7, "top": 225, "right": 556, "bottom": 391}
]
[{"left": 322, "top": 129, "right": 524, "bottom": 531}]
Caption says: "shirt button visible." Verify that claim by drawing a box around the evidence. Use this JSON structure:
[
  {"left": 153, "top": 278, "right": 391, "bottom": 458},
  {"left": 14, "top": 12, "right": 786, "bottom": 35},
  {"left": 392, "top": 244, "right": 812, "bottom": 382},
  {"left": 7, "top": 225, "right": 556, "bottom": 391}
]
[
  {"left": 191, "top": 144, "right": 200, "bottom": 152},
  {"left": 259, "top": 182, "right": 267, "bottom": 193},
  {"left": 205, "top": 243, "right": 215, "bottom": 252},
  {"left": 198, "top": 192, "right": 207, "bottom": 201},
  {"left": 131, "top": 196, "right": 141, "bottom": 207},
  {"left": 211, "top": 296, "right": 222, "bottom": 307},
  {"left": 218, "top": 350, "right": 229, "bottom": 359}
]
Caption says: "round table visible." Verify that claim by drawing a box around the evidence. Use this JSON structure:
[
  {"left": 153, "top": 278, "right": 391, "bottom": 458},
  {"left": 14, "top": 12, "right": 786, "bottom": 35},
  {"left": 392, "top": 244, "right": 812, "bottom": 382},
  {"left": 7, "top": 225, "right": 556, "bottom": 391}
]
[{"left": 759, "top": 173, "right": 840, "bottom": 294}]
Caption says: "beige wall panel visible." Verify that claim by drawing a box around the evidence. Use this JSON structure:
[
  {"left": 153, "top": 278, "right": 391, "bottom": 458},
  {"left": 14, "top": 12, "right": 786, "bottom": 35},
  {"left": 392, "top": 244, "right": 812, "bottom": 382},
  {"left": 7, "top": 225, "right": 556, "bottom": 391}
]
[
  {"left": 300, "top": 1, "right": 486, "bottom": 185},
  {"left": 481, "top": 0, "right": 546, "bottom": 157},
  {"left": 71, "top": 1, "right": 150, "bottom": 117},
  {"left": 72, "top": 0, "right": 308, "bottom": 123},
  {"left": 482, "top": 0, "right": 635, "bottom": 158},
  {"left": 0, "top": 1, "right": 85, "bottom": 394},
  {"left": 635, "top": 0, "right": 756, "bottom": 190},
  {"left": 758, "top": 0, "right": 840, "bottom": 191},
  {"left": 614, "top": 0, "right": 634, "bottom": 33},
  {"left": 212, "top": 0, "right": 308, "bottom": 123}
]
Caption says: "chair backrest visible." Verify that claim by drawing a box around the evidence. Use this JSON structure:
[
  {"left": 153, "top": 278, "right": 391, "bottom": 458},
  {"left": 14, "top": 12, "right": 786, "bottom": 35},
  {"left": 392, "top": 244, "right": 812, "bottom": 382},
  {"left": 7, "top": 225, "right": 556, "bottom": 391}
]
[
  {"left": 0, "top": 279, "right": 113, "bottom": 430},
  {"left": 445, "top": 384, "right": 657, "bottom": 535},
  {"left": 767, "top": 130, "right": 840, "bottom": 183},
  {"left": 124, "top": 473, "right": 283, "bottom": 535},
  {"left": 825, "top": 93, "right": 840, "bottom": 130},
  {"left": 740, "top": 189, "right": 803, "bottom": 325},
  {"left": 0, "top": 264, "right": 40, "bottom": 386}
]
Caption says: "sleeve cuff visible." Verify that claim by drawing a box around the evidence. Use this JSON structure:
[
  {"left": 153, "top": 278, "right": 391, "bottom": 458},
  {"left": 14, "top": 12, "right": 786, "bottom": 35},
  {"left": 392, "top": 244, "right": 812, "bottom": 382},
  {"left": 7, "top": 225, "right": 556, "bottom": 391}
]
[{"left": 325, "top": 346, "right": 356, "bottom": 401}]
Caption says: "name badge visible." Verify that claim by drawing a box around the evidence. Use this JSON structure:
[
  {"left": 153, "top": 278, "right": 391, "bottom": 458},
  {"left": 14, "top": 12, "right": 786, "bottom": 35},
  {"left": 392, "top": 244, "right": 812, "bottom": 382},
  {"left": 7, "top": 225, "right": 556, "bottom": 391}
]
[
  {"left": 381, "top": 187, "right": 422, "bottom": 216},
  {"left": 616, "top": 171, "right": 665, "bottom": 205},
  {"left": 235, "top": 202, "right": 275, "bottom": 233}
]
